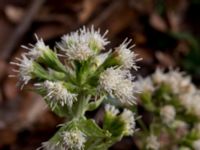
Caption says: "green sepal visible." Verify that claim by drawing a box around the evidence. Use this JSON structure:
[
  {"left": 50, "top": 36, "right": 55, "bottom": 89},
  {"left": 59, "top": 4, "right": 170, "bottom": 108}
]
[
  {"left": 32, "top": 62, "right": 52, "bottom": 80},
  {"left": 48, "top": 69, "right": 67, "bottom": 81},
  {"left": 38, "top": 48, "right": 67, "bottom": 73}
]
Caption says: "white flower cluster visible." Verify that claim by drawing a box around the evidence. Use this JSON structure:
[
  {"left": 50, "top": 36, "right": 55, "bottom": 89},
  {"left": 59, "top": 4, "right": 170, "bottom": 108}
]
[
  {"left": 137, "top": 68, "right": 200, "bottom": 118},
  {"left": 135, "top": 76, "right": 154, "bottom": 92},
  {"left": 57, "top": 26, "right": 109, "bottom": 61},
  {"left": 99, "top": 68, "right": 137, "bottom": 105},
  {"left": 137, "top": 68, "right": 200, "bottom": 149},
  {"left": 35, "top": 81, "right": 77, "bottom": 109},
  {"left": 62, "top": 130, "right": 86, "bottom": 150},
  {"left": 11, "top": 26, "right": 140, "bottom": 107},
  {"left": 152, "top": 68, "right": 195, "bottom": 94},
  {"left": 137, "top": 68, "right": 195, "bottom": 95},
  {"left": 10, "top": 26, "right": 140, "bottom": 150}
]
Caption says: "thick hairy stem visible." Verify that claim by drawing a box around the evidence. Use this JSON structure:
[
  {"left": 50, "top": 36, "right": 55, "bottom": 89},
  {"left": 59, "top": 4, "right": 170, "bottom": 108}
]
[{"left": 72, "top": 94, "right": 90, "bottom": 118}]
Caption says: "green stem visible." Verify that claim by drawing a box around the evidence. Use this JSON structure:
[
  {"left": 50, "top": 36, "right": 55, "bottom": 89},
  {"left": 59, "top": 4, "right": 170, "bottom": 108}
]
[{"left": 72, "top": 94, "right": 90, "bottom": 118}]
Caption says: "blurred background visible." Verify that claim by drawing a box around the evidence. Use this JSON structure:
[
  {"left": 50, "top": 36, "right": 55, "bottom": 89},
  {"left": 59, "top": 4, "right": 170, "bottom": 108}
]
[{"left": 0, "top": 0, "right": 199, "bottom": 149}]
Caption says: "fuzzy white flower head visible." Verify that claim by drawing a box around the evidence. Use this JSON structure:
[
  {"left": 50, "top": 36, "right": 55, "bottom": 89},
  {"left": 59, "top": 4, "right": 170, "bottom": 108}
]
[
  {"left": 58, "top": 32, "right": 94, "bottom": 60},
  {"left": 160, "top": 105, "right": 176, "bottom": 125},
  {"left": 115, "top": 39, "right": 140, "bottom": 70},
  {"left": 152, "top": 69, "right": 196, "bottom": 95},
  {"left": 193, "top": 139, "right": 200, "bottom": 150},
  {"left": 80, "top": 26, "right": 109, "bottom": 51},
  {"left": 180, "top": 92, "right": 200, "bottom": 118},
  {"left": 175, "top": 74, "right": 194, "bottom": 94},
  {"left": 152, "top": 68, "right": 166, "bottom": 84},
  {"left": 146, "top": 135, "right": 160, "bottom": 150},
  {"left": 10, "top": 54, "right": 34, "bottom": 88},
  {"left": 120, "top": 109, "right": 136, "bottom": 136},
  {"left": 35, "top": 81, "right": 77, "bottom": 109},
  {"left": 166, "top": 70, "right": 194, "bottom": 94},
  {"left": 22, "top": 35, "right": 50, "bottom": 60},
  {"left": 62, "top": 130, "right": 86, "bottom": 150},
  {"left": 58, "top": 31, "right": 94, "bottom": 61},
  {"left": 105, "top": 104, "right": 119, "bottom": 116},
  {"left": 179, "top": 93, "right": 193, "bottom": 110},
  {"left": 135, "top": 76, "right": 154, "bottom": 92},
  {"left": 99, "top": 67, "right": 136, "bottom": 105},
  {"left": 58, "top": 26, "right": 109, "bottom": 61}
]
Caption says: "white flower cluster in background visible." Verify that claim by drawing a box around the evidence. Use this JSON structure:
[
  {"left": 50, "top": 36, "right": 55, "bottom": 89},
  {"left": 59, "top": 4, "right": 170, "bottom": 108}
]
[
  {"left": 152, "top": 68, "right": 196, "bottom": 94},
  {"left": 137, "top": 68, "right": 196, "bottom": 95},
  {"left": 137, "top": 68, "right": 200, "bottom": 119},
  {"left": 136, "top": 68, "right": 200, "bottom": 150}
]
